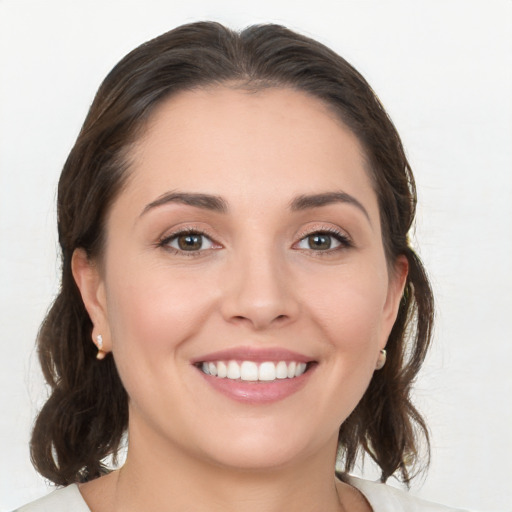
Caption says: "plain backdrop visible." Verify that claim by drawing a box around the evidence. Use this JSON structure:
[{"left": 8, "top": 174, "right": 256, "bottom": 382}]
[{"left": 1, "top": 1, "right": 511, "bottom": 510}]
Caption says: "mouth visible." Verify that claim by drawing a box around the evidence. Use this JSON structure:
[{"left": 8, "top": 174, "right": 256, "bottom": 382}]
[
  {"left": 192, "top": 348, "right": 317, "bottom": 403},
  {"left": 197, "top": 360, "right": 311, "bottom": 382}
]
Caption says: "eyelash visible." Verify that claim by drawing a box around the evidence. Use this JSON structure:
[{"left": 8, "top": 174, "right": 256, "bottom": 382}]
[
  {"left": 157, "top": 226, "right": 353, "bottom": 257},
  {"left": 294, "top": 227, "right": 353, "bottom": 255},
  {"left": 157, "top": 227, "right": 218, "bottom": 257}
]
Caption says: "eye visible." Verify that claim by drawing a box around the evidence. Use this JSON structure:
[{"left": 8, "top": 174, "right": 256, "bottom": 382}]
[
  {"left": 161, "top": 230, "right": 216, "bottom": 252},
  {"left": 295, "top": 230, "right": 351, "bottom": 252}
]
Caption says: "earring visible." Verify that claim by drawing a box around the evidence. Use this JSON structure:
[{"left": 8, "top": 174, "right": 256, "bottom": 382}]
[
  {"left": 375, "top": 349, "right": 387, "bottom": 370},
  {"left": 95, "top": 334, "right": 106, "bottom": 360}
]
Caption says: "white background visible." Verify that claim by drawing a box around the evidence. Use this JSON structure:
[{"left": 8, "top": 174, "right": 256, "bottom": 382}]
[{"left": 1, "top": 1, "right": 511, "bottom": 510}]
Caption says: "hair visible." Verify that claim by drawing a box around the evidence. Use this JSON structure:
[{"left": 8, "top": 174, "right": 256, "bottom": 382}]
[{"left": 31, "top": 21, "right": 434, "bottom": 487}]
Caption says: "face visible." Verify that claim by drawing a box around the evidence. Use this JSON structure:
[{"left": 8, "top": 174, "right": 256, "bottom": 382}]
[{"left": 74, "top": 87, "right": 406, "bottom": 472}]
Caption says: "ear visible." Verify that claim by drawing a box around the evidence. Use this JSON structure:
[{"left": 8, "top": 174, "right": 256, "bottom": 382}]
[
  {"left": 380, "top": 254, "right": 409, "bottom": 349},
  {"left": 71, "top": 248, "right": 112, "bottom": 355}
]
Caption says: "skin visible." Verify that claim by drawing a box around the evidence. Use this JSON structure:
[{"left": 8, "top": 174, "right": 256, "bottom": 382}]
[{"left": 73, "top": 87, "right": 407, "bottom": 512}]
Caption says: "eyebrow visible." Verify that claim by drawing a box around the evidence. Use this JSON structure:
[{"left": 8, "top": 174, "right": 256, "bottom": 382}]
[
  {"left": 290, "top": 191, "right": 371, "bottom": 222},
  {"left": 140, "top": 191, "right": 228, "bottom": 216},
  {"left": 140, "top": 190, "right": 370, "bottom": 223}
]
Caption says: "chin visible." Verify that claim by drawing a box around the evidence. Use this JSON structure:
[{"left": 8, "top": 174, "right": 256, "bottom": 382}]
[
  {"left": 194, "top": 423, "right": 333, "bottom": 473},
  {"left": 206, "top": 446, "right": 307, "bottom": 473}
]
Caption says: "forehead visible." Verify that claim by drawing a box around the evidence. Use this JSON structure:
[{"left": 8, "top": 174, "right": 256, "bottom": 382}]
[{"left": 124, "top": 86, "right": 378, "bottom": 218}]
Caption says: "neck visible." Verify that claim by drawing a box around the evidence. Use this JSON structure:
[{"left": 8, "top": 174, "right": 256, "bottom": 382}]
[{"left": 107, "top": 423, "right": 345, "bottom": 512}]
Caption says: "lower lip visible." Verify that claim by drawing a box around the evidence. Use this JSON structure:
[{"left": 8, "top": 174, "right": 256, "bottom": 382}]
[{"left": 197, "top": 365, "right": 315, "bottom": 404}]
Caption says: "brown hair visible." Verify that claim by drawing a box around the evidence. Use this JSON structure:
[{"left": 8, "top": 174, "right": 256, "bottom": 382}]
[{"left": 31, "top": 21, "right": 433, "bottom": 486}]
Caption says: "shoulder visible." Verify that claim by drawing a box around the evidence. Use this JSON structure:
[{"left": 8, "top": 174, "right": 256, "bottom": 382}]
[
  {"left": 344, "top": 475, "right": 472, "bottom": 512},
  {"left": 13, "top": 484, "right": 91, "bottom": 512}
]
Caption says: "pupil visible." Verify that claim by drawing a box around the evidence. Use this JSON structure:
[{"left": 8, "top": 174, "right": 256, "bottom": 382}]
[
  {"left": 178, "top": 234, "right": 202, "bottom": 251},
  {"left": 309, "top": 234, "right": 331, "bottom": 250}
]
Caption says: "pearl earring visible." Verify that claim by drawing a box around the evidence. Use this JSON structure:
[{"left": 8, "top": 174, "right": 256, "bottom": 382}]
[
  {"left": 96, "top": 334, "right": 106, "bottom": 360},
  {"left": 375, "top": 349, "right": 387, "bottom": 370}
]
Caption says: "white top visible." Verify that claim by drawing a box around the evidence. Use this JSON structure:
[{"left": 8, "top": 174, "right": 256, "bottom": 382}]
[{"left": 13, "top": 476, "right": 470, "bottom": 512}]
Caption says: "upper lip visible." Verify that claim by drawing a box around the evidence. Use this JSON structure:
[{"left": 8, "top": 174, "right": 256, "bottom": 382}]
[{"left": 191, "top": 346, "right": 314, "bottom": 364}]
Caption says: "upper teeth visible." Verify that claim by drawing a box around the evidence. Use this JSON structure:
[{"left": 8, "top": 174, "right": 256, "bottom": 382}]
[{"left": 201, "top": 360, "right": 307, "bottom": 381}]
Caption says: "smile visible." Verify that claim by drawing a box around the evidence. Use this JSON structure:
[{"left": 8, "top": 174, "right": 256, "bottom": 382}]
[{"left": 200, "top": 360, "right": 308, "bottom": 381}]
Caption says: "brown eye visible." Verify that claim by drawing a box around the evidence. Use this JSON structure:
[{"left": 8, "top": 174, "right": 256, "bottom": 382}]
[
  {"left": 307, "top": 234, "right": 332, "bottom": 250},
  {"left": 295, "top": 230, "right": 352, "bottom": 252},
  {"left": 177, "top": 233, "right": 203, "bottom": 251},
  {"left": 164, "top": 231, "right": 215, "bottom": 252}
]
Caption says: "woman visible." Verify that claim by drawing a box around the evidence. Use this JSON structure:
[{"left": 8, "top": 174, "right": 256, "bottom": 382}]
[{"left": 16, "top": 21, "right": 467, "bottom": 512}]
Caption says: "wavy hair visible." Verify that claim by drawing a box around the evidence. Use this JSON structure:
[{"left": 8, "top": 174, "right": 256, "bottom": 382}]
[{"left": 31, "top": 21, "right": 433, "bottom": 486}]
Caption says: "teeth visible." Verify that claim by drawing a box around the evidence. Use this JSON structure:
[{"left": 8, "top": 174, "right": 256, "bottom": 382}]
[
  {"left": 227, "top": 361, "right": 241, "bottom": 379},
  {"left": 240, "top": 361, "right": 258, "bottom": 381},
  {"left": 200, "top": 360, "right": 308, "bottom": 381},
  {"left": 208, "top": 362, "right": 217, "bottom": 376},
  {"left": 259, "top": 362, "right": 276, "bottom": 381},
  {"left": 287, "top": 361, "right": 296, "bottom": 378},
  {"left": 217, "top": 361, "right": 227, "bottom": 378},
  {"left": 276, "top": 361, "right": 288, "bottom": 379},
  {"left": 295, "top": 362, "right": 307, "bottom": 377}
]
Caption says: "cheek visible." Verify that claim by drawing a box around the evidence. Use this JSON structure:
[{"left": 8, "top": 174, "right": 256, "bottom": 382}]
[
  {"left": 104, "top": 261, "right": 217, "bottom": 364},
  {"left": 289, "top": 273, "right": 390, "bottom": 436},
  {"left": 305, "top": 267, "right": 389, "bottom": 353}
]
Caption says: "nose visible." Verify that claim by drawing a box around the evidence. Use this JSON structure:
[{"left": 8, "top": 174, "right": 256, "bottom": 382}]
[{"left": 220, "top": 248, "right": 300, "bottom": 331}]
